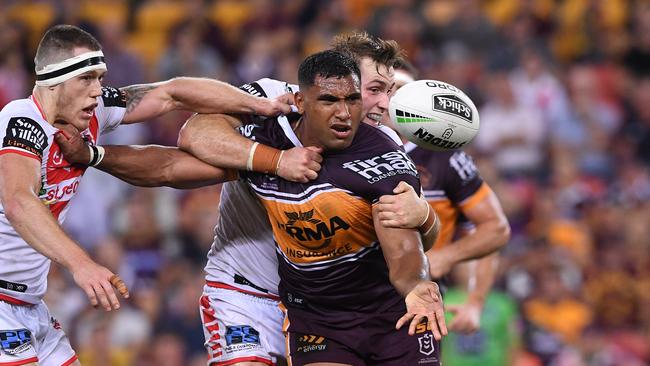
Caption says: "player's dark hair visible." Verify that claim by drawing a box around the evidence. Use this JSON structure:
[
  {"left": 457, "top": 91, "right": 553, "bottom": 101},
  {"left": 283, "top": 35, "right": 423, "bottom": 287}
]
[
  {"left": 34, "top": 24, "right": 101, "bottom": 72},
  {"left": 331, "top": 31, "right": 405, "bottom": 70},
  {"left": 298, "top": 50, "right": 360, "bottom": 88}
]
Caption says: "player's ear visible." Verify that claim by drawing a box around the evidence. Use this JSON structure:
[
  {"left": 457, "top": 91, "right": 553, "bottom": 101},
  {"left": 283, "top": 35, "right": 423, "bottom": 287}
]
[{"left": 294, "top": 91, "right": 305, "bottom": 114}]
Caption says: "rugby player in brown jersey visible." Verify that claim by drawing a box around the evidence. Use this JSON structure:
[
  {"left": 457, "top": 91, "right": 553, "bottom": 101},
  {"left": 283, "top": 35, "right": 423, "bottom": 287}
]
[{"left": 216, "top": 50, "right": 446, "bottom": 366}]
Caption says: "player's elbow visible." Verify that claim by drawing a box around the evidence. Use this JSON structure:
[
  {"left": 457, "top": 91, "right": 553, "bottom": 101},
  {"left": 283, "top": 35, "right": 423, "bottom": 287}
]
[
  {"left": 493, "top": 216, "right": 511, "bottom": 249},
  {"left": 1, "top": 192, "right": 31, "bottom": 223}
]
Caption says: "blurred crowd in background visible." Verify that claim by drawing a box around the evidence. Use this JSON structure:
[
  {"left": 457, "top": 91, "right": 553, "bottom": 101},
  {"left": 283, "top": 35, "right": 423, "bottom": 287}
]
[{"left": 1, "top": 0, "right": 649, "bottom": 365}]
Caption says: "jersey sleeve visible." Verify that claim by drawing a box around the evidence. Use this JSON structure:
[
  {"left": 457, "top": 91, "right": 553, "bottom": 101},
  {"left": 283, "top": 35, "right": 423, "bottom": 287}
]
[
  {"left": 443, "top": 151, "right": 489, "bottom": 210},
  {"left": 94, "top": 86, "right": 127, "bottom": 134},
  {"left": 239, "top": 78, "right": 298, "bottom": 99},
  {"left": 0, "top": 115, "right": 49, "bottom": 161}
]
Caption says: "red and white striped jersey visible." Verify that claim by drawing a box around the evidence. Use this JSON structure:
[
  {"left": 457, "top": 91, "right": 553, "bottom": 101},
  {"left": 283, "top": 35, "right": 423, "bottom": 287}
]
[
  {"left": 0, "top": 87, "right": 126, "bottom": 304},
  {"left": 204, "top": 79, "right": 292, "bottom": 299}
]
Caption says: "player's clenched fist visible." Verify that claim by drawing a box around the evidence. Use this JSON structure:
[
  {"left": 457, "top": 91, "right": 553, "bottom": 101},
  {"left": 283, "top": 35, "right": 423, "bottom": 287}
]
[{"left": 276, "top": 146, "right": 323, "bottom": 183}]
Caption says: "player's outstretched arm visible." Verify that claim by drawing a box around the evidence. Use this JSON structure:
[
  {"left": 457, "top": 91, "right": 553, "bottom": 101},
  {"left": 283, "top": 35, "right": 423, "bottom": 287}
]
[
  {"left": 119, "top": 78, "right": 293, "bottom": 124},
  {"left": 54, "top": 126, "right": 234, "bottom": 189},
  {"left": 375, "top": 181, "right": 440, "bottom": 251},
  {"left": 426, "top": 188, "right": 510, "bottom": 279},
  {"left": 0, "top": 154, "right": 129, "bottom": 310},
  {"left": 178, "top": 113, "right": 323, "bottom": 183},
  {"left": 372, "top": 205, "right": 447, "bottom": 339}
]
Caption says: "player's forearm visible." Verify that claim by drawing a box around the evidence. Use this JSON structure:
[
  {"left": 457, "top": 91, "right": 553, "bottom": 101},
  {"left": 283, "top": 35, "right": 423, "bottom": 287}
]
[
  {"left": 168, "top": 77, "right": 272, "bottom": 115},
  {"left": 177, "top": 113, "right": 253, "bottom": 169},
  {"left": 388, "top": 244, "right": 430, "bottom": 297},
  {"left": 466, "top": 253, "right": 499, "bottom": 306},
  {"left": 444, "top": 220, "right": 509, "bottom": 265},
  {"left": 418, "top": 205, "right": 440, "bottom": 251},
  {"left": 3, "top": 193, "right": 93, "bottom": 271},
  {"left": 96, "top": 145, "right": 232, "bottom": 188}
]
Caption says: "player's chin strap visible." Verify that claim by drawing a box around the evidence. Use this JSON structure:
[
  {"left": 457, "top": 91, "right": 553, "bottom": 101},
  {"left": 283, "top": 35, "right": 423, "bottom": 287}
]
[{"left": 35, "top": 50, "right": 107, "bottom": 87}]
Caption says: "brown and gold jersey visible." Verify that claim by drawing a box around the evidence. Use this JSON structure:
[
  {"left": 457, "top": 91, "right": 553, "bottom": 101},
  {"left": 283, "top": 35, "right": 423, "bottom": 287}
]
[
  {"left": 405, "top": 143, "right": 492, "bottom": 248},
  {"left": 243, "top": 121, "right": 421, "bottom": 315}
]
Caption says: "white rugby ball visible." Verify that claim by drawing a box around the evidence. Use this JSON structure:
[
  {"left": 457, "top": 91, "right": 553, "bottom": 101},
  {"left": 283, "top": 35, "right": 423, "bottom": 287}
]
[{"left": 389, "top": 80, "right": 480, "bottom": 151}]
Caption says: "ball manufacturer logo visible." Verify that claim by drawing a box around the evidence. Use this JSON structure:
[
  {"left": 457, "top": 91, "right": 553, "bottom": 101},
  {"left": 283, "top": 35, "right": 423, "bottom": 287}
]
[
  {"left": 413, "top": 128, "right": 467, "bottom": 150},
  {"left": 432, "top": 94, "right": 473, "bottom": 123}
]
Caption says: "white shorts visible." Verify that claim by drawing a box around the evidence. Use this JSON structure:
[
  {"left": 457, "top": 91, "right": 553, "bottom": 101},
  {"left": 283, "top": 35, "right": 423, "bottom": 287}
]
[
  {"left": 0, "top": 300, "right": 77, "bottom": 366},
  {"left": 200, "top": 285, "right": 285, "bottom": 366}
]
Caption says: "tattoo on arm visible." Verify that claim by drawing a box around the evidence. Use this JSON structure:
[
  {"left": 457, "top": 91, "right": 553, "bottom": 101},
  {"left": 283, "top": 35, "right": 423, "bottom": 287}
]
[{"left": 121, "top": 84, "right": 157, "bottom": 114}]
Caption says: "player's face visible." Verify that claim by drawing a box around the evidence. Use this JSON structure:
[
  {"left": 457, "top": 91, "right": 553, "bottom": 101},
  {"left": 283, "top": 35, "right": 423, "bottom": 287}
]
[
  {"left": 296, "top": 74, "right": 362, "bottom": 150},
  {"left": 359, "top": 57, "right": 395, "bottom": 126},
  {"left": 54, "top": 48, "right": 105, "bottom": 131}
]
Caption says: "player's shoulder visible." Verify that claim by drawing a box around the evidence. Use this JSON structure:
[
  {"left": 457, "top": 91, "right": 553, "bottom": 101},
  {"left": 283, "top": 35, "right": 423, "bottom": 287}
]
[
  {"left": 1, "top": 98, "right": 40, "bottom": 117},
  {"left": 0, "top": 99, "right": 53, "bottom": 158},
  {"left": 351, "top": 123, "right": 402, "bottom": 153},
  {"left": 0, "top": 98, "right": 51, "bottom": 129},
  {"left": 376, "top": 124, "right": 403, "bottom": 146},
  {"left": 99, "top": 86, "right": 127, "bottom": 108}
]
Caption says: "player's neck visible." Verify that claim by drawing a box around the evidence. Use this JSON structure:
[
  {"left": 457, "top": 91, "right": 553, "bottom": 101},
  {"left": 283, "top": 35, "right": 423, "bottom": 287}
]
[
  {"left": 292, "top": 117, "right": 322, "bottom": 148},
  {"left": 32, "top": 87, "right": 60, "bottom": 125}
]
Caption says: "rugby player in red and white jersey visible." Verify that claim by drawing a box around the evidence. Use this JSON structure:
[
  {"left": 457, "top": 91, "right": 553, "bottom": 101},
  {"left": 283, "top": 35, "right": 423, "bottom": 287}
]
[
  {"left": 56, "top": 33, "right": 442, "bottom": 365},
  {"left": 0, "top": 24, "right": 296, "bottom": 366}
]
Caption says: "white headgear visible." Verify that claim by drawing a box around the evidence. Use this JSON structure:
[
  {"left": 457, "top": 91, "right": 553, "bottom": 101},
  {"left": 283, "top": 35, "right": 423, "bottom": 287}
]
[{"left": 35, "top": 50, "right": 107, "bottom": 87}]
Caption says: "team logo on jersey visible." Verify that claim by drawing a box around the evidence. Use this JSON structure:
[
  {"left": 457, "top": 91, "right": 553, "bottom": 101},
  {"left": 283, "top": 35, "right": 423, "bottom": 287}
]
[
  {"left": 101, "top": 86, "right": 127, "bottom": 107},
  {"left": 0, "top": 329, "right": 33, "bottom": 355},
  {"left": 277, "top": 210, "right": 350, "bottom": 250},
  {"left": 433, "top": 94, "right": 473, "bottom": 123},
  {"left": 342, "top": 150, "right": 418, "bottom": 184},
  {"left": 295, "top": 334, "right": 327, "bottom": 353},
  {"left": 3, "top": 117, "right": 48, "bottom": 157},
  {"left": 418, "top": 333, "right": 435, "bottom": 356}
]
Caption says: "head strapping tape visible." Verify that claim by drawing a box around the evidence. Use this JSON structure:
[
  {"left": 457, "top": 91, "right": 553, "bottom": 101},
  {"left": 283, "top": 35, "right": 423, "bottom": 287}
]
[{"left": 35, "top": 50, "right": 107, "bottom": 87}]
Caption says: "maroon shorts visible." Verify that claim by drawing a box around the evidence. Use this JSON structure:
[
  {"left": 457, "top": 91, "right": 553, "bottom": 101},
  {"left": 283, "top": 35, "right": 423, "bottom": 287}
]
[{"left": 285, "top": 307, "right": 440, "bottom": 366}]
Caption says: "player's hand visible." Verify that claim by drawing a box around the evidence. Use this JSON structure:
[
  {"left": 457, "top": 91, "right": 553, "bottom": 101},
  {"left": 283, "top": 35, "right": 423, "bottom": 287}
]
[
  {"left": 53, "top": 122, "right": 90, "bottom": 165},
  {"left": 396, "top": 280, "right": 448, "bottom": 340},
  {"left": 276, "top": 146, "right": 323, "bottom": 183},
  {"left": 258, "top": 92, "right": 295, "bottom": 116},
  {"left": 425, "top": 248, "right": 456, "bottom": 279},
  {"left": 446, "top": 301, "right": 482, "bottom": 334},
  {"left": 70, "top": 259, "right": 130, "bottom": 311},
  {"left": 376, "top": 181, "right": 429, "bottom": 229}
]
